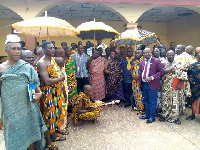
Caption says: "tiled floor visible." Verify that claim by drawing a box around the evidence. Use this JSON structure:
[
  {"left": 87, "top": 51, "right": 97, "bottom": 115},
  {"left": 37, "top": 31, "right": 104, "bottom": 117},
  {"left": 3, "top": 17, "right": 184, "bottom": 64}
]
[{"left": 1, "top": 105, "right": 200, "bottom": 150}]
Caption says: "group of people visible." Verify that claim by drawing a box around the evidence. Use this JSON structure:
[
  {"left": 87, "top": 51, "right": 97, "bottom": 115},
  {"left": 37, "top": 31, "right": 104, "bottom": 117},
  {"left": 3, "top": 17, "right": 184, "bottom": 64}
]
[{"left": 0, "top": 34, "right": 200, "bottom": 150}]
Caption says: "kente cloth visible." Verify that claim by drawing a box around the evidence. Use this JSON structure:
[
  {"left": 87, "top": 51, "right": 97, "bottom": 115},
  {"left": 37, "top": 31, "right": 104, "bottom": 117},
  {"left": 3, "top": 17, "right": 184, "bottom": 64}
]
[
  {"left": 41, "top": 57, "right": 67, "bottom": 134},
  {"left": 71, "top": 48, "right": 77, "bottom": 55},
  {"left": 0, "top": 60, "right": 47, "bottom": 150},
  {"left": 62, "top": 67, "right": 69, "bottom": 127},
  {"left": 132, "top": 57, "right": 145, "bottom": 110},
  {"left": 188, "top": 61, "right": 200, "bottom": 104},
  {"left": 71, "top": 92, "right": 102, "bottom": 125},
  {"left": 106, "top": 59, "right": 124, "bottom": 99},
  {"left": 161, "top": 71, "right": 185, "bottom": 122},
  {"left": 126, "top": 56, "right": 135, "bottom": 70},
  {"left": 89, "top": 57, "right": 106, "bottom": 100},
  {"left": 35, "top": 62, "right": 45, "bottom": 118},
  {"left": 65, "top": 57, "right": 78, "bottom": 105}
]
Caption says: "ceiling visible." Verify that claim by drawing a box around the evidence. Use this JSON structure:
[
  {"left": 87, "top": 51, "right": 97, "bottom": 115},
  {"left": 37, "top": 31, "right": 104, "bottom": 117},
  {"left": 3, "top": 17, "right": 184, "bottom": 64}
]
[
  {"left": 0, "top": 3, "right": 198, "bottom": 22},
  {"left": 40, "top": 2, "right": 123, "bottom": 21},
  {"left": 137, "top": 6, "right": 197, "bottom": 22},
  {"left": 0, "top": 5, "right": 22, "bottom": 20}
]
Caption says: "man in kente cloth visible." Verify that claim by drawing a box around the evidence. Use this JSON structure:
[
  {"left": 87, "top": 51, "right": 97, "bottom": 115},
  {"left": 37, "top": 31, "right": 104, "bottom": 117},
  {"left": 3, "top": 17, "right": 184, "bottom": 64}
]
[
  {"left": 37, "top": 41, "right": 67, "bottom": 150},
  {"left": 71, "top": 85, "right": 103, "bottom": 125},
  {"left": 0, "top": 34, "right": 47, "bottom": 150}
]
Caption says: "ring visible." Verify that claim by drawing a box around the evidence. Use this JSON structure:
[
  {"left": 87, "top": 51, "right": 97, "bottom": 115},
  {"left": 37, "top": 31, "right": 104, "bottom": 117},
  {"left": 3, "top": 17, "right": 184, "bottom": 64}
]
[{"left": 33, "top": 95, "right": 36, "bottom": 99}]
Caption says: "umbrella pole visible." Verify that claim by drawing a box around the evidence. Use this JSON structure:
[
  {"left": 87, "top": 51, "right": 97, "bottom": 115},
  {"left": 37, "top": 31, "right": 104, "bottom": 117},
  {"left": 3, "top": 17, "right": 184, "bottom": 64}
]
[
  {"left": 47, "top": 27, "right": 49, "bottom": 41},
  {"left": 134, "top": 41, "right": 137, "bottom": 56},
  {"left": 94, "top": 30, "right": 95, "bottom": 51}
]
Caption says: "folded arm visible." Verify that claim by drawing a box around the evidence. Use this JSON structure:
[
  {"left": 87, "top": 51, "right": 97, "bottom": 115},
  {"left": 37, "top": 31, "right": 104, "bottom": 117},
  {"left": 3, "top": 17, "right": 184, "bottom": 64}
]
[
  {"left": 77, "top": 99, "right": 96, "bottom": 114},
  {"left": 37, "top": 61, "right": 65, "bottom": 86}
]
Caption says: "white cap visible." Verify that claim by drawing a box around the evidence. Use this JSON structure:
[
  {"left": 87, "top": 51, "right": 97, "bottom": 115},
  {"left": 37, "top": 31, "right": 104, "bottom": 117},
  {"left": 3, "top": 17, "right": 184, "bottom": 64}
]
[{"left": 5, "top": 34, "right": 20, "bottom": 45}]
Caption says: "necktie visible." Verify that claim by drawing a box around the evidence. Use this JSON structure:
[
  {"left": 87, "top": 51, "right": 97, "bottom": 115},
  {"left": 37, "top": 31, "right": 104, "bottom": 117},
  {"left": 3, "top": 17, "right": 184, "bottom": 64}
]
[{"left": 143, "top": 62, "right": 148, "bottom": 80}]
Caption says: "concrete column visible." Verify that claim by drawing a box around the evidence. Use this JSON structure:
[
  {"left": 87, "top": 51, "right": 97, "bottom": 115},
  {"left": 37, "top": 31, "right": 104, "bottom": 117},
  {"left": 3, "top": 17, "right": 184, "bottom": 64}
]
[{"left": 25, "top": 35, "right": 36, "bottom": 52}]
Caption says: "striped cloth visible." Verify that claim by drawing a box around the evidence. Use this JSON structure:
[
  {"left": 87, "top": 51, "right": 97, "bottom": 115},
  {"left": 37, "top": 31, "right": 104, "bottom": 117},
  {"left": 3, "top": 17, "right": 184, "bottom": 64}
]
[
  {"left": 89, "top": 57, "right": 107, "bottom": 100},
  {"left": 0, "top": 60, "right": 47, "bottom": 150}
]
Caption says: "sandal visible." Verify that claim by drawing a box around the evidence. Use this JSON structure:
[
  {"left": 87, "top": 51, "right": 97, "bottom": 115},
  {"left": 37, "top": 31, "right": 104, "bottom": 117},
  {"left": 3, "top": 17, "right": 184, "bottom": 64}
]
[
  {"left": 174, "top": 119, "right": 181, "bottom": 125},
  {"left": 92, "top": 118, "right": 97, "bottom": 123},
  {"left": 58, "top": 129, "right": 69, "bottom": 135},
  {"left": 131, "top": 107, "right": 138, "bottom": 112},
  {"left": 186, "top": 115, "right": 195, "bottom": 120},
  {"left": 47, "top": 142, "right": 58, "bottom": 150},
  {"left": 55, "top": 134, "right": 66, "bottom": 141},
  {"left": 159, "top": 116, "right": 165, "bottom": 122}
]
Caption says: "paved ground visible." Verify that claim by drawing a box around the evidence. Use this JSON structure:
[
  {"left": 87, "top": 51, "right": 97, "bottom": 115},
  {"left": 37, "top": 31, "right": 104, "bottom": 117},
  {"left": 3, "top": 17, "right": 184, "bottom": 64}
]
[{"left": 1, "top": 104, "right": 200, "bottom": 150}]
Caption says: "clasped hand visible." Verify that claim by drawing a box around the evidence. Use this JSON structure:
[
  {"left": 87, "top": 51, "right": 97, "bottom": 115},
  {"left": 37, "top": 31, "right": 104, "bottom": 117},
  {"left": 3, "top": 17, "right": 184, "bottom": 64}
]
[
  {"left": 132, "top": 75, "right": 139, "bottom": 80},
  {"left": 60, "top": 71, "right": 65, "bottom": 81},
  {"left": 146, "top": 77, "right": 152, "bottom": 83},
  {"left": 32, "top": 92, "right": 42, "bottom": 101},
  {"left": 90, "top": 106, "right": 97, "bottom": 111}
]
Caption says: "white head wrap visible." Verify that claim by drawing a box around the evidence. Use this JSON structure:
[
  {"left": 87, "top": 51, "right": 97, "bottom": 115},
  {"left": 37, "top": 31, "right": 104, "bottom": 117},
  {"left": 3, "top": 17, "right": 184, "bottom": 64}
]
[{"left": 5, "top": 34, "right": 20, "bottom": 45}]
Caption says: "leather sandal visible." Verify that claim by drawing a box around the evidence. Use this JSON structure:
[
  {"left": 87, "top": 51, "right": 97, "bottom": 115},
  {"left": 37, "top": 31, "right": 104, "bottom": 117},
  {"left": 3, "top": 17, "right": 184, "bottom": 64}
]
[
  {"left": 47, "top": 142, "right": 58, "bottom": 150},
  {"left": 58, "top": 129, "right": 69, "bottom": 135},
  {"left": 55, "top": 134, "right": 66, "bottom": 141}
]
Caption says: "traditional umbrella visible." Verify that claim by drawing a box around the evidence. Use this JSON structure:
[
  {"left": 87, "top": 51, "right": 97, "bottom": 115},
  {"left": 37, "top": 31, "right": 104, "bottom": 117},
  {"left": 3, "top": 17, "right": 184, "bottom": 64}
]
[
  {"left": 113, "top": 28, "right": 159, "bottom": 46},
  {"left": 76, "top": 19, "right": 119, "bottom": 43},
  {"left": 12, "top": 12, "right": 77, "bottom": 41}
]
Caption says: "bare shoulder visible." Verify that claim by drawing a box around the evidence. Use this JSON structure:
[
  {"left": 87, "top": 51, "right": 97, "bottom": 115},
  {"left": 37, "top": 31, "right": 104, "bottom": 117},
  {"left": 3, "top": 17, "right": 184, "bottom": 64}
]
[
  {"left": 106, "top": 59, "right": 112, "bottom": 64},
  {"left": 38, "top": 57, "right": 47, "bottom": 65},
  {"left": 0, "top": 61, "right": 9, "bottom": 73},
  {"left": 105, "top": 60, "right": 110, "bottom": 66},
  {"left": 37, "top": 58, "right": 48, "bottom": 70},
  {"left": 162, "top": 60, "right": 168, "bottom": 67}
]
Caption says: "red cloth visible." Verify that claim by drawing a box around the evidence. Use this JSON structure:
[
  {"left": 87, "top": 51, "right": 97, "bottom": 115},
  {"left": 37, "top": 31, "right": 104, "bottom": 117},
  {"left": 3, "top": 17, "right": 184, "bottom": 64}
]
[
  {"left": 89, "top": 57, "right": 106, "bottom": 100},
  {"left": 172, "top": 77, "right": 185, "bottom": 90}
]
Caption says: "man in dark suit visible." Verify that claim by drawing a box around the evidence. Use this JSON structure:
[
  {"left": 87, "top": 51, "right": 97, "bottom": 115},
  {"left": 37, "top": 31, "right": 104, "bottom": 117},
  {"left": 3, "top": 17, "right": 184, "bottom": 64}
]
[{"left": 139, "top": 48, "right": 165, "bottom": 123}]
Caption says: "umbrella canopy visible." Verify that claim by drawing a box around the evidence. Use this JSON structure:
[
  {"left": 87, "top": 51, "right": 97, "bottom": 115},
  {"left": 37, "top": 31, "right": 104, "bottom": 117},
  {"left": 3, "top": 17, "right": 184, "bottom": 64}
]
[
  {"left": 113, "top": 28, "right": 159, "bottom": 45},
  {"left": 12, "top": 16, "right": 77, "bottom": 39},
  {"left": 76, "top": 20, "right": 119, "bottom": 41}
]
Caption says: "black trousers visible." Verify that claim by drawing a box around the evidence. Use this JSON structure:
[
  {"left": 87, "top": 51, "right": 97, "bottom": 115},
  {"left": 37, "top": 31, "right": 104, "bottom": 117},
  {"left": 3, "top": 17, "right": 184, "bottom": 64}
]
[
  {"left": 124, "top": 82, "right": 133, "bottom": 105},
  {"left": 76, "top": 77, "right": 89, "bottom": 93}
]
